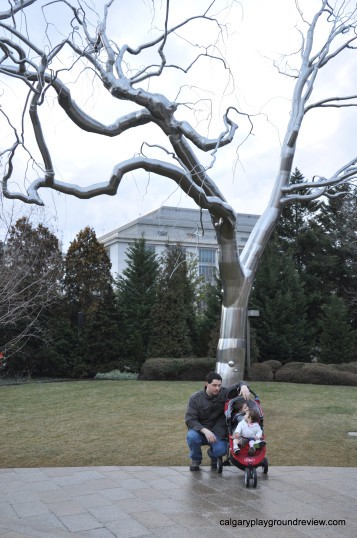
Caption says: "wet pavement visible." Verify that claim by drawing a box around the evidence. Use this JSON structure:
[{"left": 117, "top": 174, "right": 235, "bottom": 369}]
[{"left": 0, "top": 465, "right": 356, "bottom": 537}]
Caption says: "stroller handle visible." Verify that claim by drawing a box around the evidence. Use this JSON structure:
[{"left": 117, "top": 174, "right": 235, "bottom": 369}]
[{"left": 226, "top": 385, "right": 259, "bottom": 400}]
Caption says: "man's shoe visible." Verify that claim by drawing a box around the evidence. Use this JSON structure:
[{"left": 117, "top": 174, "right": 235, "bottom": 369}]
[
  {"left": 233, "top": 447, "right": 240, "bottom": 455},
  {"left": 189, "top": 460, "right": 200, "bottom": 471}
]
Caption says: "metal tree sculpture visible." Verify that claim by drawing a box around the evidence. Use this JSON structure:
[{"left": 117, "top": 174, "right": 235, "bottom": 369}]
[{"left": 1, "top": 0, "right": 356, "bottom": 384}]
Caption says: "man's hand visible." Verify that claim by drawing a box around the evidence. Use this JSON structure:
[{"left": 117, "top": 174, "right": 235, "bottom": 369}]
[
  {"left": 201, "top": 428, "right": 217, "bottom": 443},
  {"left": 239, "top": 384, "right": 250, "bottom": 400}
]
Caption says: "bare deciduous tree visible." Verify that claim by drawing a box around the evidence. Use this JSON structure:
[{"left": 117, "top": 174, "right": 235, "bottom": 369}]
[
  {"left": 0, "top": 0, "right": 356, "bottom": 383},
  {"left": 0, "top": 213, "right": 63, "bottom": 357}
]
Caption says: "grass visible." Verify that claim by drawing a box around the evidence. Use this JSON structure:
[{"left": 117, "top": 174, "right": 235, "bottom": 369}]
[{"left": 0, "top": 380, "right": 356, "bottom": 468}]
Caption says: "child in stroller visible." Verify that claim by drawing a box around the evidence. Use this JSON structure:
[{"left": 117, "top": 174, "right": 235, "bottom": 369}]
[
  {"left": 220, "top": 390, "right": 268, "bottom": 487},
  {"left": 232, "top": 407, "right": 266, "bottom": 456}
]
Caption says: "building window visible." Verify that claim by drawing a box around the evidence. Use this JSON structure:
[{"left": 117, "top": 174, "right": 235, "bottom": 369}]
[
  {"left": 199, "top": 248, "right": 216, "bottom": 282},
  {"left": 199, "top": 265, "right": 216, "bottom": 282},
  {"left": 199, "top": 248, "right": 216, "bottom": 264}
]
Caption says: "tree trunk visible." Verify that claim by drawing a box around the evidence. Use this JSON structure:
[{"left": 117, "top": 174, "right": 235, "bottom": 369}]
[
  {"left": 216, "top": 303, "right": 249, "bottom": 386},
  {"left": 212, "top": 216, "right": 252, "bottom": 385}
]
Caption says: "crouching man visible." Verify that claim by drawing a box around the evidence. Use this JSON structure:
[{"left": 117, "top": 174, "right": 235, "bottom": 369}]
[{"left": 185, "top": 372, "right": 250, "bottom": 471}]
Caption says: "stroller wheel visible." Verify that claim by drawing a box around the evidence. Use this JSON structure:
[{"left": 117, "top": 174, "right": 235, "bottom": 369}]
[
  {"left": 217, "top": 456, "right": 223, "bottom": 474},
  {"left": 244, "top": 468, "right": 250, "bottom": 488},
  {"left": 262, "top": 457, "right": 268, "bottom": 475},
  {"left": 252, "top": 467, "right": 257, "bottom": 488}
]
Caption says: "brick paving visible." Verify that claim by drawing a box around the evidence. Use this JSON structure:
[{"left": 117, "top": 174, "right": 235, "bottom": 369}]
[{"left": 0, "top": 466, "right": 356, "bottom": 537}]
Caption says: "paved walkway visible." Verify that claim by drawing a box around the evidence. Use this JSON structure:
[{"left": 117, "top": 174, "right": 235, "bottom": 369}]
[{"left": 0, "top": 466, "right": 356, "bottom": 537}]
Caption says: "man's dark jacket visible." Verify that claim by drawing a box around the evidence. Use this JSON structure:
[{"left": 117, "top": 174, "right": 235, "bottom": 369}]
[{"left": 185, "top": 381, "right": 247, "bottom": 440}]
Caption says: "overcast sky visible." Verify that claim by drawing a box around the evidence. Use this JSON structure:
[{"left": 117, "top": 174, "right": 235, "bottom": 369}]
[{"left": 1, "top": 0, "right": 356, "bottom": 250}]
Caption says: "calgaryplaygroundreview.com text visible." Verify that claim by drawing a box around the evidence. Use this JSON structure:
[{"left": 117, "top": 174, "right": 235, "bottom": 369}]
[{"left": 219, "top": 518, "right": 346, "bottom": 529}]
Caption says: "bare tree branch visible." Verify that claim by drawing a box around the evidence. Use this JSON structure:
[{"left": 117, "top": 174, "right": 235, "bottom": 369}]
[{"left": 0, "top": 213, "right": 63, "bottom": 356}]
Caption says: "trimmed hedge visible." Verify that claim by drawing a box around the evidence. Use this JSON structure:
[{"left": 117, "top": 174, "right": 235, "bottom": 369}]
[
  {"left": 249, "top": 360, "right": 357, "bottom": 386},
  {"left": 249, "top": 360, "right": 283, "bottom": 381},
  {"left": 139, "top": 357, "right": 357, "bottom": 386},
  {"left": 275, "top": 362, "right": 357, "bottom": 386},
  {"left": 332, "top": 362, "right": 357, "bottom": 374},
  {"left": 248, "top": 363, "right": 274, "bottom": 381},
  {"left": 139, "top": 357, "right": 216, "bottom": 381}
]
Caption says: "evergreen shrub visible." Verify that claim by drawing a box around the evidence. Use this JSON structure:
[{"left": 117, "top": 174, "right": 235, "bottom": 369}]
[
  {"left": 139, "top": 357, "right": 216, "bottom": 380},
  {"left": 275, "top": 362, "right": 357, "bottom": 386},
  {"left": 332, "top": 362, "right": 357, "bottom": 373},
  {"left": 71, "top": 361, "right": 97, "bottom": 379},
  {"left": 263, "top": 360, "right": 283, "bottom": 373},
  {"left": 249, "top": 360, "right": 283, "bottom": 381},
  {"left": 248, "top": 363, "right": 274, "bottom": 382}
]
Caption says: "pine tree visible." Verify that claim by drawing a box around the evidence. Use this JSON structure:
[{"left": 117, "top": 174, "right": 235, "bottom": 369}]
[
  {"left": 115, "top": 236, "right": 159, "bottom": 367},
  {"left": 81, "top": 286, "right": 121, "bottom": 375},
  {"left": 271, "top": 170, "right": 356, "bottom": 358},
  {"left": 251, "top": 238, "right": 312, "bottom": 363},
  {"left": 147, "top": 243, "right": 197, "bottom": 358},
  {"left": 276, "top": 168, "right": 320, "bottom": 261},
  {"left": 315, "top": 188, "right": 357, "bottom": 326},
  {"left": 318, "top": 295, "right": 356, "bottom": 364},
  {"left": 36, "top": 297, "right": 80, "bottom": 377},
  {"left": 196, "top": 277, "right": 222, "bottom": 357},
  {"left": 300, "top": 186, "right": 357, "bottom": 350},
  {"left": 274, "top": 169, "right": 325, "bottom": 331},
  {"left": 64, "top": 226, "right": 113, "bottom": 316},
  {"left": 63, "top": 226, "right": 116, "bottom": 376}
]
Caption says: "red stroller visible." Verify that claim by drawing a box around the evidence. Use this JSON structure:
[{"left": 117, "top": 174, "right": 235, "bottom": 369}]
[{"left": 216, "top": 389, "right": 268, "bottom": 488}]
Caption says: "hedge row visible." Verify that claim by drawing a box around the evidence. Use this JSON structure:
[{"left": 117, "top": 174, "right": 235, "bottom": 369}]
[
  {"left": 139, "top": 357, "right": 216, "bottom": 381},
  {"left": 139, "top": 357, "right": 357, "bottom": 386},
  {"left": 249, "top": 361, "right": 357, "bottom": 386}
]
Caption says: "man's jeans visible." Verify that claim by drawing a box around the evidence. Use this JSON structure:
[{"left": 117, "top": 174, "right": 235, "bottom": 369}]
[{"left": 186, "top": 429, "right": 227, "bottom": 463}]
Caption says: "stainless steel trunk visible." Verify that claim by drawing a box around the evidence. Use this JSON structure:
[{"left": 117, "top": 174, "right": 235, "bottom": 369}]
[{"left": 212, "top": 216, "right": 251, "bottom": 385}]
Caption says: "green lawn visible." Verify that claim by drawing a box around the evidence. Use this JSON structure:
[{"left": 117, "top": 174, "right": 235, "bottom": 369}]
[{"left": 0, "top": 380, "right": 356, "bottom": 468}]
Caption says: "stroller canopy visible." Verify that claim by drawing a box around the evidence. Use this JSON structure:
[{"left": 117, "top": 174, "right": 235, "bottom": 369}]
[{"left": 225, "top": 396, "right": 263, "bottom": 420}]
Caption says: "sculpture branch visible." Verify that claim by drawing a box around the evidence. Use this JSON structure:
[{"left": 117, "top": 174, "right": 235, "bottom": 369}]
[
  {"left": 178, "top": 107, "right": 238, "bottom": 151},
  {"left": 29, "top": 88, "right": 55, "bottom": 183},
  {"left": 0, "top": 0, "right": 37, "bottom": 20},
  {"left": 3, "top": 155, "right": 236, "bottom": 224},
  {"left": 281, "top": 158, "right": 357, "bottom": 203},
  {"left": 0, "top": 21, "right": 43, "bottom": 56},
  {"left": 305, "top": 95, "right": 357, "bottom": 112}
]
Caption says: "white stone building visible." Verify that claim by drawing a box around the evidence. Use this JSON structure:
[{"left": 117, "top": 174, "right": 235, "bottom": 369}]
[{"left": 99, "top": 206, "right": 260, "bottom": 280}]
